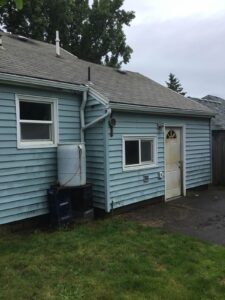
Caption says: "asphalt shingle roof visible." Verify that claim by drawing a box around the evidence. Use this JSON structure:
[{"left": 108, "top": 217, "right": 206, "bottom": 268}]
[
  {"left": 0, "top": 32, "right": 212, "bottom": 115},
  {"left": 190, "top": 95, "right": 225, "bottom": 129}
]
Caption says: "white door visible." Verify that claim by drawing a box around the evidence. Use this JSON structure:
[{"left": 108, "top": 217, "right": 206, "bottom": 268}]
[{"left": 165, "top": 127, "right": 182, "bottom": 200}]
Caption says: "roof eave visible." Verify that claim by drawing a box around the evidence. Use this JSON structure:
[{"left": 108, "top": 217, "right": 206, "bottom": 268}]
[
  {"left": 88, "top": 86, "right": 109, "bottom": 105},
  {"left": 109, "top": 102, "right": 215, "bottom": 118},
  {"left": 0, "top": 72, "right": 88, "bottom": 92}
]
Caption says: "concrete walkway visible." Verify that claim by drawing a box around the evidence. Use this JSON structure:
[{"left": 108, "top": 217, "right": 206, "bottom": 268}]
[{"left": 121, "top": 187, "right": 225, "bottom": 246}]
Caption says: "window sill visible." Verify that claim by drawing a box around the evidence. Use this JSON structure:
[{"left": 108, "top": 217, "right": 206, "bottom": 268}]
[
  {"left": 123, "top": 163, "right": 158, "bottom": 172},
  {"left": 17, "top": 142, "right": 57, "bottom": 149}
]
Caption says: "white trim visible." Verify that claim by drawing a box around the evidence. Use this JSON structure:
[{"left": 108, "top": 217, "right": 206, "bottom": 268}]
[
  {"left": 122, "top": 135, "right": 158, "bottom": 171},
  {"left": 88, "top": 87, "right": 109, "bottom": 106},
  {"left": 110, "top": 103, "right": 214, "bottom": 118},
  {"left": 0, "top": 72, "right": 87, "bottom": 92},
  {"left": 164, "top": 124, "right": 186, "bottom": 201},
  {"left": 20, "top": 120, "right": 53, "bottom": 124},
  {"left": 16, "top": 94, "right": 58, "bottom": 149}
]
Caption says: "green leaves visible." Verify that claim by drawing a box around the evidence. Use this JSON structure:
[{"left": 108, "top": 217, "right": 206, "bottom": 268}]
[
  {"left": 0, "top": 0, "right": 23, "bottom": 9},
  {"left": 15, "top": 0, "right": 23, "bottom": 9},
  {"left": 0, "top": 0, "right": 6, "bottom": 6}
]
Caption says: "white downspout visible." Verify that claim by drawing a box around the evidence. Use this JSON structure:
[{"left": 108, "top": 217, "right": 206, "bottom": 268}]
[
  {"left": 83, "top": 107, "right": 111, "bottom": 130},
  {"left": 80, "top": 90, "right": 87, "bottom": 143},
  {"left": 80, "top": 89, "right": 111, "bottom": 141}
]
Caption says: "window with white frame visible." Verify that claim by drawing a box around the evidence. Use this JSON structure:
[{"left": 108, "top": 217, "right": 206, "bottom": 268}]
[
  {"left": 123, "top": 136, "right": 157, "bottom": 170},
  {"left": 16, "top": 95, "right": 58, "bottom": 148}
]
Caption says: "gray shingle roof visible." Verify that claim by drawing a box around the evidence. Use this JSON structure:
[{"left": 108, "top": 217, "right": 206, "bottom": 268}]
[
  {"left": 0, "top": 32, "right": 212, "bottom": 115},
  {"left": 190, "top": 95, "right": 225, "bottom": 129}
]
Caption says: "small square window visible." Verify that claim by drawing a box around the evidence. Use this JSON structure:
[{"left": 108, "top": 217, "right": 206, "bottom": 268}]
[
  {"left": 123, "top": 136, "right": 157, "bottom": 170},
  {"left": 16, "top": 95, "right": 58, "bottom": 148}
]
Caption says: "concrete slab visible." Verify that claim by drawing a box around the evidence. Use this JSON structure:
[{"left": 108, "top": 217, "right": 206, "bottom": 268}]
[{"left": 120, "top": 186, "right": 225, "bottom": 246}]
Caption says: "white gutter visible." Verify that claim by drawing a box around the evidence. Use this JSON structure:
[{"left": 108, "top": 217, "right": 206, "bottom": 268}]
[
  {"left": 0, "top": 73, "right": 88, "bottom": 92},
  {"left": 110, "top": 102, "right": 215, "bottom": 118}
]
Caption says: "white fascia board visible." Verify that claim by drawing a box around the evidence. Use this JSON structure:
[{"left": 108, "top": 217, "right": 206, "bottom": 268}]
[
  {"left": 109, "top": 102, "right": 215, "bottom": 118},
  {"left": 88, "top": 86, "right": 109, "bottom": 106},
  {"left": 0, "top": 72, "right": 88, "bottom": 92}
]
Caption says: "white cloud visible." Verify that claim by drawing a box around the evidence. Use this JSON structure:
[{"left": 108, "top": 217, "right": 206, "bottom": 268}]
[
  {"left": 123, "top": 15, "right": 225, "bottom": 97},
  {"left": 121, "top": 0, "right": 225, "bottom": 98},
  {"left": 123, "top": 0, "right": 225, "bottom": 23}
]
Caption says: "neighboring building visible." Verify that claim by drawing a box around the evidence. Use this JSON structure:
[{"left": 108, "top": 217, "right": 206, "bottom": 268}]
[
  {"left": 190, "top": 95, "right": 225, "bottom": 130},
  {"left": 0, "top": 32, "right": 214, "bottom": 225}
]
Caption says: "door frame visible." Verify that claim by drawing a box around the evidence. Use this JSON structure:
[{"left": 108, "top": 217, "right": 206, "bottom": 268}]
[{"left": 164, "top": 124, "right": 186, "bottom": 201}]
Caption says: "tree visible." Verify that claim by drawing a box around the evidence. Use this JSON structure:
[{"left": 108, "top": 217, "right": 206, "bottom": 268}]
[
  {"left": 0, "top": 0, "right": 135, "bottom": 67},
  {"left": 0, "top": 0, "right": 23, "bottom": 9},
  {"left": 166, "top": 73, "right": 186, "bottom": 96}
]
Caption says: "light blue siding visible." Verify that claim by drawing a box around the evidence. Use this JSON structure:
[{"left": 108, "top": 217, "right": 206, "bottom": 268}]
[
  {"left": 85, "top": 95, "right": 106, "bottom": 209},
  {"left": 107, "top": 112, "right": 211, "bottom": 210},
  {"left": 0, "top": 82, "right": 212, "bottom": 223},
  {"left": 0, "top": 86, "right": 81, "bottom": 224}
]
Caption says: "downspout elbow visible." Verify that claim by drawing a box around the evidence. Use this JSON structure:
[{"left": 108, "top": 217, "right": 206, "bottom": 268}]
[{"left": 84, "top": 107, "right": 111, "bottom": 130}]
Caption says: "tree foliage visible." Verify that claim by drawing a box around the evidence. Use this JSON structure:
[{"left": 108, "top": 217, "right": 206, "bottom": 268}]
[
  {"left": 166, "top": 73, "right": 186, "bottom": 96},
  {"left": 0, "top": 0, "right": 23, "bottom": 9},
  {"left": 0, "top": 0, "right": 135, "bottom": 67}
]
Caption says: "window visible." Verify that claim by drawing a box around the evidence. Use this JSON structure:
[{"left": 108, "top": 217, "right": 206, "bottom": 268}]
[
  {"left": 16, "top": 95, "right": 58, "bottom": 148},
  {"left": 166, "top": 129, "right": 177, "bottom": 139},
  {"left": 123, "top": 136, "right": 157, "bottom": 170}
]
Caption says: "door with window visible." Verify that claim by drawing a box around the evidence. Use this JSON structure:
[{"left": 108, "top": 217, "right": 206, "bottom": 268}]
[{"left": 165, "top": 127, "right": 182, "bottom": 199}]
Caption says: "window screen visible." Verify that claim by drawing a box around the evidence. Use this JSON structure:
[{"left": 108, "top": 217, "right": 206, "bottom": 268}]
[
  {"left": 21, "top": 123, "right": 51, "bottom": 140},
  {"left": 141, "top": 140, "right": 152, "bottom": 162}
]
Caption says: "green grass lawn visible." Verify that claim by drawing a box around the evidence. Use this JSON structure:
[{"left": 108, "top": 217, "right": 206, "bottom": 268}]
[{"left": 1, "top": 219, "right": 225, "bottom": 300}]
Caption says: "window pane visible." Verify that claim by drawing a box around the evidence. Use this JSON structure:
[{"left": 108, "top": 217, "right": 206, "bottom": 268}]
[
  {"left": 141, "top": 140, "right": 153, "bottom": 162},
  {"left": 20, "top": 101, "right": 51, "bottom": 121},
  {"left": 21, "top": 123, "right": 51, "bottom": 140},
  {"left": 125, "top": 140, "right": 139, "bottom": 165}
]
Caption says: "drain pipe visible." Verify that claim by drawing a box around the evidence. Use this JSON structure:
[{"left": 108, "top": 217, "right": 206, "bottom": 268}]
[
  {"left": 80, "top": 90, "right": 111, "bottom": 143},
  {"left": 80, "top": 90, "right": 87, "bottom": 143},
  {"left": 84, "top": 107, "right": 111, "bottom": 130}
]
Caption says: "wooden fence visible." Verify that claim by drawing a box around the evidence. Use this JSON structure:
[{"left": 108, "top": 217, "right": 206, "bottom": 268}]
[{"left": 212, "top": 130, "right": 225, "bottom": 185}]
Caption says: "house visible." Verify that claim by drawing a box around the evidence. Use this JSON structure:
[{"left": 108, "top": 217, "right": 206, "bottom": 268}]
[
  {"left": 190, "top": 95, "right": 225, "bottom": 185},
  {"left": 0, "top": 32, "right": 214, "bottom": 225}
]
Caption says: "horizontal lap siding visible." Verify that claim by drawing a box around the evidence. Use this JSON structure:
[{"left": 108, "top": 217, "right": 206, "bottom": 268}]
[
  {"left": 108, "top": 112, "right": 211, "bottom": 210},
  {"left": 0, "top": 87, "right": 81, "bottom": 224},
  {"left": 108, "top": 113, "right": 165, "bottom": 209},
  {"left": 186, "top": 122, "right": 211, "bottom": 188},
  {"left": 85, "top": 96, "right": 106, "bottom": 209}
]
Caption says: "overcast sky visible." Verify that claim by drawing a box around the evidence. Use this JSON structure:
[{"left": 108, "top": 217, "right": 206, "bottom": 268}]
[{"left": 122, "top": 0, "right": 225, "bottom": 98}]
